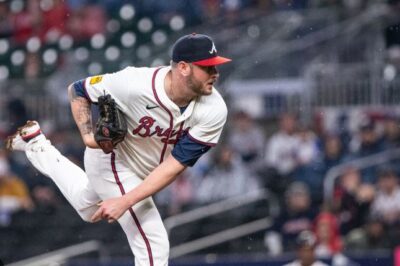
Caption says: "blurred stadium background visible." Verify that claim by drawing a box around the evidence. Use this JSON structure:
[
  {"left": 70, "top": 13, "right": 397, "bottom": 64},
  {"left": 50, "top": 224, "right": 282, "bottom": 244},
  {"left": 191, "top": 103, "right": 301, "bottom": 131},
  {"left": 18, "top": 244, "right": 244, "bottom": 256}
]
[{"left": 1, "top": 0, "right": 400, "bottom": 265}]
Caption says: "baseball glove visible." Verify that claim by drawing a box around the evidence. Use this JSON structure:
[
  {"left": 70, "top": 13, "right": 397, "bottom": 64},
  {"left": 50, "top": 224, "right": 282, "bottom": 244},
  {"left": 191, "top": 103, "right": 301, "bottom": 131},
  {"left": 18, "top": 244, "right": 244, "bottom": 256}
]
[{"left": 94, "top": 94, "right": 127, "bottom": 154}]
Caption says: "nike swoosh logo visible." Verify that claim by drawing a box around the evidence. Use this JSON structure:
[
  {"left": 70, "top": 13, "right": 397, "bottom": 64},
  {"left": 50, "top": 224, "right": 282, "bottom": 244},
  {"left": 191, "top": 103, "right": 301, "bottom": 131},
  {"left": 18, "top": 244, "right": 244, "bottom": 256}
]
[{"left": 146, "top": 104, "right": 159, "bottom": 110}]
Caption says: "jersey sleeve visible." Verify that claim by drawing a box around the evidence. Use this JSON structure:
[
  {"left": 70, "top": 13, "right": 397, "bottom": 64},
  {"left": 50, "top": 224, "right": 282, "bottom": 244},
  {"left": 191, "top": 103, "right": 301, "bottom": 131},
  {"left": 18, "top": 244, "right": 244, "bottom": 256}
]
[
  {"left": 171, "top": 133, "right": 211, "bottom": 167},
  {"left": 72, "top": 79, "right": 88, "bottom": 98},
  {"left": 78, "top": 67, "right": 139, "bottom": 110},
  {"left": 188, "top": 95, "right": 228, "bottom": 146}
]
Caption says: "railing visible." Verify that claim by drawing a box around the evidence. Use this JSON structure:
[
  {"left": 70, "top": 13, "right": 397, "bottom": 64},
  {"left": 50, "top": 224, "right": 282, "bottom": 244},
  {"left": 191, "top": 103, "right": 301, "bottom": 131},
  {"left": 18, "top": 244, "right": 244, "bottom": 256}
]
[
  {"left": 170, "top": 217, "right": 272, "bottom": 259},
  {"left": 165, "top": 189, "right": 278, "bottom": 258},
  {"left": 5, "top": 78, "right": 399, "bottom": 126},
  {"left": 323, "top": 148, "right": 400, "bottom": 203},
  {"left": 223, "top": 3, "right": 387, "bottom": 81},
  {"left": 313, "top": 79, "right": 400, "bottom": 107},
  {"left": 222, "top": 3, "right": 390, "bottom": 120},
  {"left": 6, "top": 240, "right": 103, "bottom": 266},
  {"left": 0, "top": 79, "right": 76, "bottom": 128},
  {"left": 227, "top": 77, "right": 400, "bottom": 119}
]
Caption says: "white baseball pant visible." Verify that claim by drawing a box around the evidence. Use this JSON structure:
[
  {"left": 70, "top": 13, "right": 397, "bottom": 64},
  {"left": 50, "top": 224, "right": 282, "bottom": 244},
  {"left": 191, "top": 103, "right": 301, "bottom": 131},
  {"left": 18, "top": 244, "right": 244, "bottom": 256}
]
[{"left": 24, "top": 139, "right": 169, "bottom": 266}]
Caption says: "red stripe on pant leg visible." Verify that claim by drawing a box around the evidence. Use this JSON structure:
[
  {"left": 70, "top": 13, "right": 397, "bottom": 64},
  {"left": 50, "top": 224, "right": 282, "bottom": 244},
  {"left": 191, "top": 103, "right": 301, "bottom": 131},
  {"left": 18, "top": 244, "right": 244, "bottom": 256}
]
[{"left": 111, "top": 152, "right": 154, "bottom": 266}]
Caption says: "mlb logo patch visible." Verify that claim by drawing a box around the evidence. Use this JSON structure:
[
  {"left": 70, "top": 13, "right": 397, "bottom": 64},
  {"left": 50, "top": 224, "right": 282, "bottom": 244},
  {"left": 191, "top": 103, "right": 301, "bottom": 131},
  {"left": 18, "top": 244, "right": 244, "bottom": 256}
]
[{"left": 90, "top": 75, "right": 103, "bottom": 85}]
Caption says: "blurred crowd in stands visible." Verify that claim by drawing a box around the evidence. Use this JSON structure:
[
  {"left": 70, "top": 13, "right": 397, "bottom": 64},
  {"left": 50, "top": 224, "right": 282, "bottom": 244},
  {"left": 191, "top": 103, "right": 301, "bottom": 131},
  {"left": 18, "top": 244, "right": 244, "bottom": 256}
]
[
  {"left": 0, "top": 0, "right": 392, "bottom": 80},
  {"left": 248, "top": 109, "right": 400, "bottom": 259},
  {"left": 0, "top": 0, "right": 376, "bottom": 45},
  {"left": 1, "top": 0, "right": 400, "bottom": 263},
  {"left": 2, "top": 100, "right": 400, "bottom": 261}
]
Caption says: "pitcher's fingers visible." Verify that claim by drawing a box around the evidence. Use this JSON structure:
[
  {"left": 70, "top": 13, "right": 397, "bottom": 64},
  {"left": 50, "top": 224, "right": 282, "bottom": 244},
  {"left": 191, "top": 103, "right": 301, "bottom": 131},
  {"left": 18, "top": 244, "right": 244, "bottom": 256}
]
[{"left": 91, "top": 207, "right": 104, "bottom": 222}]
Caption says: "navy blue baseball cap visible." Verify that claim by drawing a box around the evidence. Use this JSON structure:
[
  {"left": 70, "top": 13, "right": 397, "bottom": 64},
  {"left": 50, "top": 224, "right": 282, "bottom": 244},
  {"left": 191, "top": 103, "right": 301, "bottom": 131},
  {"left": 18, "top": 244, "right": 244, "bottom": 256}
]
[{"left": 172, "top": 33, "right": 232, "bottom": 66}]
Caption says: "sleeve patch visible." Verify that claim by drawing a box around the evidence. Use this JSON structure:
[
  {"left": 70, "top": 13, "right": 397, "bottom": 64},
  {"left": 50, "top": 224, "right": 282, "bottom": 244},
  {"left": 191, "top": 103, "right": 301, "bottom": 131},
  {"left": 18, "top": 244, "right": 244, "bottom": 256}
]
[{"left": 90, "top": 75, "right": 103, "bottom": 85}]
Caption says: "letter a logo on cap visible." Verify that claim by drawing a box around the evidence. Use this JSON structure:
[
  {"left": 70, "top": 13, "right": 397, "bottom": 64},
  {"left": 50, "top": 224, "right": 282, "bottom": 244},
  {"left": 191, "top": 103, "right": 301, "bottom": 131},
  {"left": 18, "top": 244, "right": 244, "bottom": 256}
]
[{"left": 209, "top": 42, "right": 217, "bottom": 54}]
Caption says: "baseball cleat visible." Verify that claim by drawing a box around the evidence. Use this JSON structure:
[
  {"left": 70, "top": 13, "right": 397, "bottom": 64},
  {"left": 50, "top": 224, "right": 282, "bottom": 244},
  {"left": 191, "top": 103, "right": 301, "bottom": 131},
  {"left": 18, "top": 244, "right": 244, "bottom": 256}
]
[{"left": 5, "top": 120, "right": 43, "bottom": 151}]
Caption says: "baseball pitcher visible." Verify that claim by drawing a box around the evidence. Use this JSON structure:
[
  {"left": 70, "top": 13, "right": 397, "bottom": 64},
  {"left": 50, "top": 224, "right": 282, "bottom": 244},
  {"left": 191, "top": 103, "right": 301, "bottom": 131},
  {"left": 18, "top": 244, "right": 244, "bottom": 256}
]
[{"left": 6, "top": 33, "right": 231, "bottom": 265}]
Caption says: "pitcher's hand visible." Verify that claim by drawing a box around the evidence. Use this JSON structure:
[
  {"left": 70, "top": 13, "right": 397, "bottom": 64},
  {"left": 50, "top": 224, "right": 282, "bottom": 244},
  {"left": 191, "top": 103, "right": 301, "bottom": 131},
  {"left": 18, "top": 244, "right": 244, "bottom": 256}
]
[{"left": 91, "top": 196, "right": 130, "bottom": 223}]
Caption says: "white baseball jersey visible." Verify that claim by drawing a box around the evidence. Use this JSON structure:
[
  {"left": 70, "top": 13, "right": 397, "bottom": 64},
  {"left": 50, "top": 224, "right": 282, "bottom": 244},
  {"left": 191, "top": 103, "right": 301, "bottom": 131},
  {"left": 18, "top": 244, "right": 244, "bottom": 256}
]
[{"left": 83, "top": 66, "right": 227, "bottom": 179}]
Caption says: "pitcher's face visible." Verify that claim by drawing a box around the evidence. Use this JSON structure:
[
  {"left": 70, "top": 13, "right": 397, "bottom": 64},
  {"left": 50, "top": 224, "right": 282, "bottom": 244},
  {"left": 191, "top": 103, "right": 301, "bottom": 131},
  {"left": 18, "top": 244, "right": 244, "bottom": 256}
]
[{"left": 186, "top": 64, "right": 219, "bottom": 96}]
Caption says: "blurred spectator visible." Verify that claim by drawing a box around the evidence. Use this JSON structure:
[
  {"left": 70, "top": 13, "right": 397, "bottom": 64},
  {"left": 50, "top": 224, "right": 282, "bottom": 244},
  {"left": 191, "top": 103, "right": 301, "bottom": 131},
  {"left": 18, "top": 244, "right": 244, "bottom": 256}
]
[
  {"left": 0, "top": 1, "right": 13, "bottom": 38},
  {"left": 265, "top": 113, "right": 298, "bottom": 176},
  {"left": 336, "top": 113, "right": 352, "bottom": 154},
  {"left": 180, "top": 1, "right": 204, "bottom": 26},
  {"left": 0, "top": 151, "right": 34, "bottom": 227},
  {"left": 31, "top": 185, "right": 60, "bottom": 213},
  {"left": 264, "top": 182, "right": 316, "bottom": 255},
  {"left": 7, "top": 98, "right": 28, "bottom": 135},
  {"left": 183, "top": 151, "right": 213, "bottom": 189},
  {"left": 253, "top": 0, "right": 275, "bottom": 13},
  {"left": 311, "top": 0, "right": 340, "bottom": 8},
  {"left": 382, "top": 114, "right": 400, "bottom": 173},
  {"left": 370, "top": 167, "right": 400, "bottom": 225},
  {"left": 263, "top": 113, "right": 298, "bottom": 193},
  {"left": 40, "top": 0, "right": 69, "bottom": 43},
  {"left": 296, "top": 134, "right": 344, "bottom": 203},
  {"left": 154, "top": 172, "right": 193, "bottom": 217},
  {"left": 382, "top": 114, "right": 400, "bottom": 148},
  {"left": 228, "top": 110, "right": 265, "bottom": 171},
  {"left": 349, "top": 118, "right": 385, "bottom": 182},
  {"left": 350, "top": 118, "right": 384, "bottom": 157},
  {"left": 345, "top": 215, "right": 391, "bottom": 251},
  {"left": 313, "top": 211, "right": 343, "bottom": 257},
  {"left": 24, "top": 52, "right": 42, "bottom": 79},
  {"left": 222, "top": 0, "right": 242, "bottom": 25},
  {"left": 171, "top": 173, "right": 194, "bottom": 212},
  {"left": 293, "top": 126, "right": 322, "bottom": 202},
  {"left": 144, "top": 1, "right": 203, "bottom": 26},
  {"left": 320, "top": 134, "right": 345, "bottom": 171},
  {"left": 201, "top": 0, "right": 222, "bottom": 24},
  {"left": 384, "top": 0, "right": 400, "bottom": 49},
  {"left": 195, "top": 146, "right": 259, "bottom": 204},
  {"left": 274, "top": 0, "right": 309, "bottom": 10},
  {"left": 283, "top": 230, "right": 329, "bottom": 266},
  {"left": 295, "top": 125, "right": 319, "bottom": 166},
  {"left": 67, "top": 4, "right": 107, "bottom": 41},
  {"left": 12, "top": 0, "right": 42, "bottom": 44},
  {"left": 333, "top": 167, "right": 375, "bottom": 235},
  {"left": 340, "top": 0, "right": 368, "bottom": 16}
]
